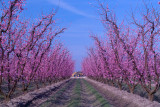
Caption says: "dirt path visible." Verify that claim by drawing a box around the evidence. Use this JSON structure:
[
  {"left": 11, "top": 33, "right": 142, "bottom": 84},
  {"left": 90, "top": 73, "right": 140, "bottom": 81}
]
[{"left": 26, "top": 78, "right": 113, "bottom": 107}]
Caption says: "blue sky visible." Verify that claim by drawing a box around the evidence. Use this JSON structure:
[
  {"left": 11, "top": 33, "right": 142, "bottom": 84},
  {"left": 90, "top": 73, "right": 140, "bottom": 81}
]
[{"left": 23, "top": 0, "right": 159, "bottom": 71}]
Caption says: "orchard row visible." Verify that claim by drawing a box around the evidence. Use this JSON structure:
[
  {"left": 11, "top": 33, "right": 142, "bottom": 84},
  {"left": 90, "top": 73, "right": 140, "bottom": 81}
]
[
  {"left": 82, "top": 2, "right": 160, "bottom": 101},
  {"left": 0, "top": 0, "right": 74, "bottom": 100}
]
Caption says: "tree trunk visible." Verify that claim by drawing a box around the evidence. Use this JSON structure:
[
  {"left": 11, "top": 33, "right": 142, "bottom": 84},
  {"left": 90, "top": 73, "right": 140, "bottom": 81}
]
[
  {"left": 5, "top": 95, "right": 10, "bottom": 102},
  {"left": 118, "top": 83, "right": 122, "bottom": 90},
  {"left": 22, "top": 88, "right": 28, "bottom": 92},
  {"left": 36, "top": 84, "right": 39, "bottom": 89},
  {"left": 22, "top": 85, "right": 28, "bottom": 93},
  {"left": 105, "top": 79, "right": 108, "bottom": 84},
  {"left": 148, "top": 93, "right": 154, "bottom": 101},
  {"left": 129, "top": 87, "right": 134, "bottom": 94},
  {"left": 111, "top": 80, "right": 114, "bottom": 86},
  {"left": 49, "top": 80, "right": 52, "bottom": 85}
]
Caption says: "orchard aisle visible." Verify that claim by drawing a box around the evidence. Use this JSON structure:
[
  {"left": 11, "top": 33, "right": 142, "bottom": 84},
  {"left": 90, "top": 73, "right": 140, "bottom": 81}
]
[{"left": 27, "top": 78, "right": 113, "bottom": 107}]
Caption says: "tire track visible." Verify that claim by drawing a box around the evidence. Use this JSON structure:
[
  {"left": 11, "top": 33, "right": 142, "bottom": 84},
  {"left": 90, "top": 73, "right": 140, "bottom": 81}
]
[
  {"left": 39, "top": 79, "right": 76, "bottom": 107},
  {"left": 80, "top": 79, "right": 112, "bottom": 107},
  {"left": 26, "top": 79, "right": 74, "bottom": 107}
]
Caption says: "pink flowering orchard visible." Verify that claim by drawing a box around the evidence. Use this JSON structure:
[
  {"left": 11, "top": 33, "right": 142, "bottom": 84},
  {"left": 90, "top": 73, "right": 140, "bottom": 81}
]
[
  {"left": 82, "top": 2, "right": 160, "bottom": 101},
  {"left": 0, "top": 0, "right": 74, "bottom": 101}
]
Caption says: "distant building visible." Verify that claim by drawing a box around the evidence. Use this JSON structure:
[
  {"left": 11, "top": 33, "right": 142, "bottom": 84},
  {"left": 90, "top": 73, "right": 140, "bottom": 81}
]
[{"left": 72, "top": 72, "right": 84, "bottom": 77}]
